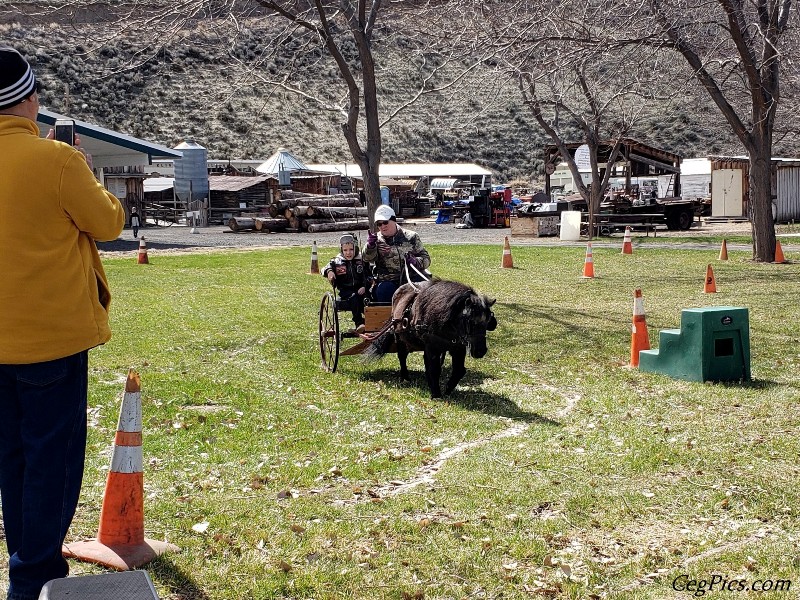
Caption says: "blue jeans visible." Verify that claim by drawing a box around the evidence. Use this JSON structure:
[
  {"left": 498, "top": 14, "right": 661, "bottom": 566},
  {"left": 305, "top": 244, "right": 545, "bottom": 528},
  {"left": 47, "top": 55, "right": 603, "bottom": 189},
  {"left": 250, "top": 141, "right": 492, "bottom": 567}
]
[
  {"left": 337, "top": 289, "right": 365, "bottom": 326},
  {"left": 0, "top": 352, "right": 88, "bottom": 600},
  {"left": 374, "top": 281, "right": 400, "bottom": 303}
]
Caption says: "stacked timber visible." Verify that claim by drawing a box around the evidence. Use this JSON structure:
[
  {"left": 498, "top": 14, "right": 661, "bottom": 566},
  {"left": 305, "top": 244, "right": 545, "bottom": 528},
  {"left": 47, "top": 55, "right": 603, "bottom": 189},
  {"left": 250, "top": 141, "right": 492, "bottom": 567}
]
[{"left": 228, "top": 192, "right": 369, "bottom": 233}]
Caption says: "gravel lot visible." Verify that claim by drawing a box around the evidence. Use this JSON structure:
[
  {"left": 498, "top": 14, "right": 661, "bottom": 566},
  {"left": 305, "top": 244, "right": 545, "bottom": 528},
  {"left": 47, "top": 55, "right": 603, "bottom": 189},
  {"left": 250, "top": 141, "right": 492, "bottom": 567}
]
[{"left": 97, "top": 217, "right": 758, "bottom": 256}]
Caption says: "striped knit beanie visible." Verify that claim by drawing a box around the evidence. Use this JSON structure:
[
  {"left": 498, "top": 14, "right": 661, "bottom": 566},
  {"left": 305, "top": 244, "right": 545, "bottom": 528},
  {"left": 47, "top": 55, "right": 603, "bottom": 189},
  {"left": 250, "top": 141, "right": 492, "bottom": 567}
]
[{"left": 0, "top": 47, "right": 36, "bottom": 110}]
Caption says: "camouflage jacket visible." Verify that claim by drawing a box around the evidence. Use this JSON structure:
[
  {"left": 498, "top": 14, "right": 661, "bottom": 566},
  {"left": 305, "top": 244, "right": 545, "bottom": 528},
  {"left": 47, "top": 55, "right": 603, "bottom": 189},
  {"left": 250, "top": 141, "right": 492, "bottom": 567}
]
[{"left": 361, "top": 226, "right": 431, "bottom": 283}]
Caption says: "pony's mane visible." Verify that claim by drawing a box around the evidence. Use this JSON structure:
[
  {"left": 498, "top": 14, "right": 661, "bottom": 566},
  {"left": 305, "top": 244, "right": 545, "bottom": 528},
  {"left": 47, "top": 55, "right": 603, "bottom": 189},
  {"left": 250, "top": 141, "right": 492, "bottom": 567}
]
[{"left": 418, "top": 280, "right": 475, "bottom": 323}]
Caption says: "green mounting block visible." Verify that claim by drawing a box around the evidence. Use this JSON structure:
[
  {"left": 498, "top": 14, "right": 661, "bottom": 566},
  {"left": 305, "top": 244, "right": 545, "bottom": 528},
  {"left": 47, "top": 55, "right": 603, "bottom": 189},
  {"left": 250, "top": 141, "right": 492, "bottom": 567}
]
[{"left": 638, "top": 307, "right": 751, "bottom": 383}]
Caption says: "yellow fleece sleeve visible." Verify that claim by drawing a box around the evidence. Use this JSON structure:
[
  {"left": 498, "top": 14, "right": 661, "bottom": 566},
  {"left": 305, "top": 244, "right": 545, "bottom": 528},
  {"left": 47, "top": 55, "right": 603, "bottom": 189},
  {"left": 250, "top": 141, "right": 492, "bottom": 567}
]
[{"left": 59, "top": 151, "right": 125, "bottom": 241}]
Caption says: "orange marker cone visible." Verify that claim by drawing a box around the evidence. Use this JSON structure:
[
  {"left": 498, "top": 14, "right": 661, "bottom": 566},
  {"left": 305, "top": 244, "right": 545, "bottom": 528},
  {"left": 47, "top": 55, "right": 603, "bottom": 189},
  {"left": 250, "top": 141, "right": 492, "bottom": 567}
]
[
  {"left": 136, "top": 237, "right": 149, "bottom": 265},
  {"left": 630, "top": 288, "right": 650, "bottom": 367},
  {"left": 718, "top": 239, "right": 728, "bottom": 260},
  {"left": 704, "top": 264, "right": 717, "bottom": 293},
  {"left": 621, "top": 226, "right": 633, "bottom": 254},
  {"left": 501, "top": 236, "right": 513, "bottom": 268},
  {"left": 582, "top": 242, "right": 595, "bottom": 278},
  {"left": 64, "top": 370, "right": 178, "bottom": 570},
  {"left": 309, "top": 241, "right": 320, "bottom": 274},
  {"left": 774, "top": 240, "right": 787, "bottom": 264}
]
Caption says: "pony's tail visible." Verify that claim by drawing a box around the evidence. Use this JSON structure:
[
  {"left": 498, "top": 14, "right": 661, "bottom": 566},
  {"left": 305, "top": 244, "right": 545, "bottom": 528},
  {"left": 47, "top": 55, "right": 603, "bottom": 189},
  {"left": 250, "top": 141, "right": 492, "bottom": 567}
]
[{"left": 361, "top": 324, "right": 395, "bottom": 362}]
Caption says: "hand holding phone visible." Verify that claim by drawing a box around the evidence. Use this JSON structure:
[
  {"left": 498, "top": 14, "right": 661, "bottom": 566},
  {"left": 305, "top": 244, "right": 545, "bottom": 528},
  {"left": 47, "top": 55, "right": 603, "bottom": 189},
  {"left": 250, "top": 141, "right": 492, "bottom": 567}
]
[{"left": 54, "top": 119, "right": 75, "bottom": 146}]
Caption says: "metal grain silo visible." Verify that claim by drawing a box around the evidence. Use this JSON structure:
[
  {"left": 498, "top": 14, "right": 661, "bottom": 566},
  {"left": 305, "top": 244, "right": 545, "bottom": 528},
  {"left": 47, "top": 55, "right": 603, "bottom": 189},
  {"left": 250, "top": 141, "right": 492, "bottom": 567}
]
[{"left": 173, "top": 139, "right": 209, "bottom": 202}]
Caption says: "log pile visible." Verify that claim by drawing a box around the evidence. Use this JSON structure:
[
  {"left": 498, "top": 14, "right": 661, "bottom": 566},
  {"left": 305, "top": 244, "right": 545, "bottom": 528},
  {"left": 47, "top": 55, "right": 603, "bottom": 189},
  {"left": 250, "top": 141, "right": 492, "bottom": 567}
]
[{"left": 228, "top": 191, "right": 370, "bottom": 233}]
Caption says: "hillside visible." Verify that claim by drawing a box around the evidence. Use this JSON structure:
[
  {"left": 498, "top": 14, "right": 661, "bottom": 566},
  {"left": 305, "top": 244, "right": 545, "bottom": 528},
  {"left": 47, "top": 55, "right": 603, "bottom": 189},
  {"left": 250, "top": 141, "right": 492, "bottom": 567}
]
[{"left": 1, "top": 18, "right": 783, "bottom": 182}]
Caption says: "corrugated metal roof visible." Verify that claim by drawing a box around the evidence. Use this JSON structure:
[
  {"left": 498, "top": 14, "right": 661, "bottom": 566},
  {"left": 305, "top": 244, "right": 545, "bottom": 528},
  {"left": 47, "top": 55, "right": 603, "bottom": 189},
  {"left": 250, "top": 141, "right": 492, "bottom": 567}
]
[
  {"left": 256, "top": 148, "right": 309, "bottom": 174},
  {"left": 37, "top": 108, "right": 182, "bottom": 169},
  {"left": 708, "top": 155, "right": 800, "bottom": 163},
  {"left": 681, "top": 158, "right": 711, "bottom": 176},
  {"left": 144, "top": 177, "right": 175, "bottom": 193},
  {"left": 430, "top": 178, "right": 463, "bottom": 190},
  {"left": 208, "top": 175, "right": 273, "bottom": 192},
  {"left": 305, "top": 163, "right": 494, "bottom": 178}
]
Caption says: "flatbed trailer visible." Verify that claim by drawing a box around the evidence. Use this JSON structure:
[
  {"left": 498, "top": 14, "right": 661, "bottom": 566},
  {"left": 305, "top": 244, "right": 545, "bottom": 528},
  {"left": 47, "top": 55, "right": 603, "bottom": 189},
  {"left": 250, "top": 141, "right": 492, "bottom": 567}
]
[{"left": 595, "top": 197, "right": 709, "bottom": 234}]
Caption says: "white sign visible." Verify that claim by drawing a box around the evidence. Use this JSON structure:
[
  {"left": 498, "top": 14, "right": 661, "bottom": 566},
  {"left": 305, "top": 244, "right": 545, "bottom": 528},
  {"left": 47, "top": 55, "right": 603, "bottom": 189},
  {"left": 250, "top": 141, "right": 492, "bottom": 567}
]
[
  {"left": 574, "top": 144, "right": 591, "bottom": 171},
  {"left": 108, "top": 179, "right": 127, "bottom": 199}
]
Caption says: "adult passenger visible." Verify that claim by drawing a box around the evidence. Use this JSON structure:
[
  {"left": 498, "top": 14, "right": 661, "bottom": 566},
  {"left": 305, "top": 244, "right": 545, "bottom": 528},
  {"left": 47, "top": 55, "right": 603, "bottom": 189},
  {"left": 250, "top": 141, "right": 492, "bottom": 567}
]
[{"left": 362, "top": 204, "right": 431, "bottom": 303}]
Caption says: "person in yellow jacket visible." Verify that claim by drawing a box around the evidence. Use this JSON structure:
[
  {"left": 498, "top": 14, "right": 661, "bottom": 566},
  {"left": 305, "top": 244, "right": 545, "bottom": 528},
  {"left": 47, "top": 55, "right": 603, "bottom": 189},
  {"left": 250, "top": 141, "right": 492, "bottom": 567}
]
[{"left": 0, "top": 47, "right": 124, "bottom": 600}]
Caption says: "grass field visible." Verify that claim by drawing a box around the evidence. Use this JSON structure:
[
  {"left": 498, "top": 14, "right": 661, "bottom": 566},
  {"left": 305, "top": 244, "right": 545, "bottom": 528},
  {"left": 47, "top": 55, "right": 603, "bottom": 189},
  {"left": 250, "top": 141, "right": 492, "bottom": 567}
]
[{"left": 3, "top": 242, "right": 799, "bottom": 599}]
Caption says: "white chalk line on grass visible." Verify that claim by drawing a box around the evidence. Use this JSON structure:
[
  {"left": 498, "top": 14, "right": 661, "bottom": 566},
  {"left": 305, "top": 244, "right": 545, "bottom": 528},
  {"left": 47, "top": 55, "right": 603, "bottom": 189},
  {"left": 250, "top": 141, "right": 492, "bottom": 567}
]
[
  {"left": 343, "top": 381, "right": 580, "bottom": 503},
  {"left": 371, "top": 381, "right": 580, "bottom": 499},
  {"left": 614, "top": 528, "right": 781, "bottom": 594},
  {"left": 373, "top": 420, "right": 530, "bottom": 498},
  {"left": 537, "top": 382, "right": 582, "bottom": 419}
]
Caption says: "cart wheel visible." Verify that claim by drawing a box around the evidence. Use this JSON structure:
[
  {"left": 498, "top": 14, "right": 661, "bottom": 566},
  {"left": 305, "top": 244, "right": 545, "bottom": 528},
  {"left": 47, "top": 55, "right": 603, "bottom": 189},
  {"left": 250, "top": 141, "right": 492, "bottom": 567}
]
[{"left": 319, "top": 291, "right": 340, "bottom": 372}]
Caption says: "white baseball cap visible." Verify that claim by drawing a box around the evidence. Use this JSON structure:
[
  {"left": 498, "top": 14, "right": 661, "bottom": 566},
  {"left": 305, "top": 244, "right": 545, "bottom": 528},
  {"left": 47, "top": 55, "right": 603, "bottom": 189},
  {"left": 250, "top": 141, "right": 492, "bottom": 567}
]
[{"left": 374, "top": 205, "right": 396, "bottom": 222}]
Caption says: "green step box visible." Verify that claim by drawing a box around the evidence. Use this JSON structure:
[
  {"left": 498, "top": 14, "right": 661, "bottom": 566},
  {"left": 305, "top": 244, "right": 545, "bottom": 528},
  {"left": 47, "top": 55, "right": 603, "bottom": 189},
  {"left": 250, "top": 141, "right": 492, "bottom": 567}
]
[{"left": 638, "top": 306, "right": 751, "bottom": 382}]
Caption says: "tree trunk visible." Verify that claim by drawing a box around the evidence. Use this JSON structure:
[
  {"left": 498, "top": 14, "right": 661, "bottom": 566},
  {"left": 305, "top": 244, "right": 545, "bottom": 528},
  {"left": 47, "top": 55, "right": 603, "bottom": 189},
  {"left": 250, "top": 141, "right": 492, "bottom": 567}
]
[
  {"left": 306, "top": 219, "right": 371, "bottom": 233},
  {"left": 306, "top": 206, "right": 369, "bottom": 218},
  {"left": 268, "top": 202, "right": 288, "bottom": 218},
  {"left": 228, "top": 217, "right": 256, "bottom": 232},
  {"left": 294, "top": 205, "right": 367, "bottom": 218},
  {"left": 360, "top": 164, "right": 382, "bottom": 226},
  {"left": 748, "top": 142, "right": 776, "bottom": 262},
  {"left": 254, "top": 217, "right": 289, "bottom": 231},
  {"left": 300, "top": 217, "right": 330, "bottom": 231}
]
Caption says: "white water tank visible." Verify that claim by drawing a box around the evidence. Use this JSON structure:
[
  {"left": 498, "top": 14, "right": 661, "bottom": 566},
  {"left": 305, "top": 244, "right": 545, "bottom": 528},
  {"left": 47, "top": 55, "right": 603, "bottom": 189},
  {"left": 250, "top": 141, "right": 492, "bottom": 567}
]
[{"left": 173, "top": 139, "right": 209, "bottom": 202}]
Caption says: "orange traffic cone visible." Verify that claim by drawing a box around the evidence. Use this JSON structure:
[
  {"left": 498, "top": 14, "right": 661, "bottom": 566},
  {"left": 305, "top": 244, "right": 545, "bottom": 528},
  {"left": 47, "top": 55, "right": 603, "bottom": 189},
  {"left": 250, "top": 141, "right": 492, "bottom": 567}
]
[
  {"left": 774, "top": 240, "right": 787, "bottom": 264},
  {"left": 621, "top": 226, "right": 633, "bottom": 255},
  {"left": 582, "top": 242, "right": 595, "bottom": 278},
  {"left": 501, "top": 236, "right": 513, "bottom": 269},
  {"left": 718, "top": 239, "right": 728, "bottom": 260},
  {"left": 64, "top": 370, "right": 178, "bottom": 570},
  {"left": 136, "top": 237, "right": 149, "bottom": 265},
  {"left": 704, "top": 264, "right": 717, "bottom": 293},
  {"left": 309, "top": 241, "right": 320, "bottom": 274},
  {"left": 630, "top": 288, "right": 650, "bottom": 367}
]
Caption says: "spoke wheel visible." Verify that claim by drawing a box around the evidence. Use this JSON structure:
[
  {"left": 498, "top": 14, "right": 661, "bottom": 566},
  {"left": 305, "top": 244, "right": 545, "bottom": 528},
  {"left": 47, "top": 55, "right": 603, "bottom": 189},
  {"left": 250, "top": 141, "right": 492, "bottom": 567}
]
[{"left": 319, "top": 291, "right": 340, "bottom": 372}]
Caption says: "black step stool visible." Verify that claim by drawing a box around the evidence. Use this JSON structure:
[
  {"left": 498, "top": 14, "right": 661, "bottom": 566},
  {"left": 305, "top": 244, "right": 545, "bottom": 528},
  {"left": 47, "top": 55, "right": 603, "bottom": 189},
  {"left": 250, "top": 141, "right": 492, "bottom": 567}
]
[{"left": 38, "top": 570, "right": 159, "bottom": 599}]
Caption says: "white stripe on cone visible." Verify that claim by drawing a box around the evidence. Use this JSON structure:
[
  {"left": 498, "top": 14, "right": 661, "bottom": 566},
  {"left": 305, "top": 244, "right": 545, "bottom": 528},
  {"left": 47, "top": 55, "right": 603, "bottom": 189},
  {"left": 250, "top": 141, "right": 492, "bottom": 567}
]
[
  {"left": 633, "top": 296, "right": 645, "bottom": 316},
  {"left": 117, "top": 391, "right": 142, "bottom": 432},
  {"left": 110, "top": 445, "right": 144, "bottom": 474}
]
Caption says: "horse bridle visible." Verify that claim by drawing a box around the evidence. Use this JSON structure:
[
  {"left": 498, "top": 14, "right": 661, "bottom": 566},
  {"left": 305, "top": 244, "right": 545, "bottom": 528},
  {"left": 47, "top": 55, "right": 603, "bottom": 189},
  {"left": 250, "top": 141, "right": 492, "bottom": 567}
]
[{"left": 401, "top": 302, "right": 494, "bottom": 347}]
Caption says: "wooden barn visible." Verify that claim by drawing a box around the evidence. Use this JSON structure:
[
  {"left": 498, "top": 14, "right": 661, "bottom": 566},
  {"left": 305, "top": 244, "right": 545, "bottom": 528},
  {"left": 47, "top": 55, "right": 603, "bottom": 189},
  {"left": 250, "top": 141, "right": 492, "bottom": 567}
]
[
  {"left": 290, "top": 173, "right": 343, "bottom": 195},
  {"left": 208, "top": 175, "right": 279, "bottom": 210}
]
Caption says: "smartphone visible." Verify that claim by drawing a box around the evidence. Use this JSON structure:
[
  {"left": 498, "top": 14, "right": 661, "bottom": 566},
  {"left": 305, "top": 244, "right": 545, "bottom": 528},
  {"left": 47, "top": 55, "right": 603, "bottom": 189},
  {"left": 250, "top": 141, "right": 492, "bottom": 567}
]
[{"left": 54, "top": 119, "right": 75, "bottom": 146}]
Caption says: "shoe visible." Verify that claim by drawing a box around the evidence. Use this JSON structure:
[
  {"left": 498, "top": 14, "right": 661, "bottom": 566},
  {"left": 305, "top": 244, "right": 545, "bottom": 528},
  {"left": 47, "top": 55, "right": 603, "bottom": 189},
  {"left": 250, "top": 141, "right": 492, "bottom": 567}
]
[{"left": 355, "top": 324, "right": 366, "bottom": 334}]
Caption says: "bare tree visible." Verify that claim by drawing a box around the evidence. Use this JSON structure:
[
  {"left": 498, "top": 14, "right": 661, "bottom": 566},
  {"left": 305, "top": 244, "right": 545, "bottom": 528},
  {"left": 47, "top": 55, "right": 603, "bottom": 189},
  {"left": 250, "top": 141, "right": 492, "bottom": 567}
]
[
  {"left": 518, "top": 61, "right": 631, "bottom": 238},
  {"left": 474, "top": 0, "right": 656, "bottom": 237},
  {"left": 649, "top": 0, "right": 796, "bottom": 261},
  {"left": 8, "top": 0, "right": 486, "bottom": 221},
  {"left": 225, "top": 0, "right": 387, "bottom": 218}
]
